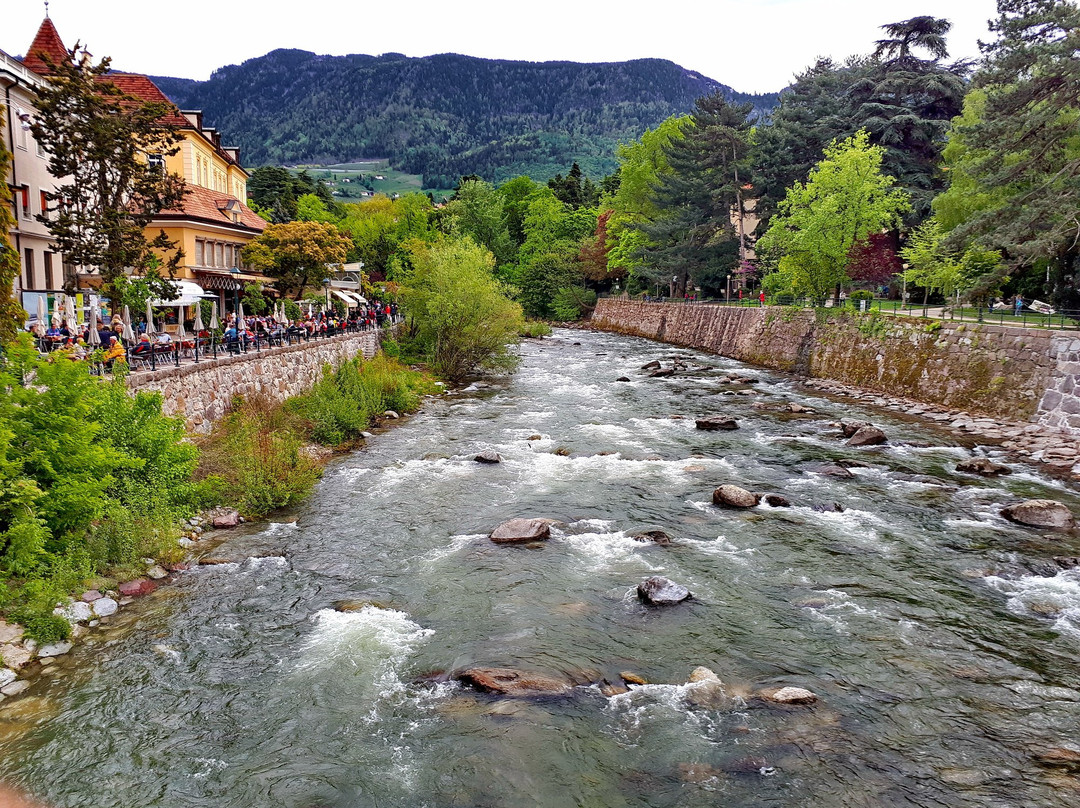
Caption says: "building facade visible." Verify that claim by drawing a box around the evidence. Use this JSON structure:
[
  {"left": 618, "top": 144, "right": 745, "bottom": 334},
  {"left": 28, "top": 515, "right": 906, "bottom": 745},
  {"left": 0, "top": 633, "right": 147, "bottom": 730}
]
[
  {"left": 1, "top": 20, "right": 69, "bottom": 321},
  {"left": 10, "top": 16, "right": 269, "bottom": 320}
]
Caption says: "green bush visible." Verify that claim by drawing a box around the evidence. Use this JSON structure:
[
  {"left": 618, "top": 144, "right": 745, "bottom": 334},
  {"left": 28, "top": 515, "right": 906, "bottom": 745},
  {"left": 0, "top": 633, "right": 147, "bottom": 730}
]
[
  {"left": 18, "top": 612, "right": 71, "bottom": 645},
  {"left": 551, "top": 287, "right": 597, "bottom": 321},
  {"left": 519, "top": 320, "right": 552, "bottom": 338}
]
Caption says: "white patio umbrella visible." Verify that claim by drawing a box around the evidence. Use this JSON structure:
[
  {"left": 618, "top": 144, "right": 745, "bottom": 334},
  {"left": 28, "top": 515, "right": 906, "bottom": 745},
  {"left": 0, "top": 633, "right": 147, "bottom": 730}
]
[
  {"left": 209, "top": 301, "right": 219, "bottom": 331},
  {"left": 193, "top": 303, "right": 206, "bottom": 333},
  {"left": 175, "top": 315, "right": 187, "bottom": 343},
  {"left": 237, "top": 302, "right": 245, "bottom": 327},
  {"left": 50, "top": 294, "right": 61, "bottom": 325},
  {"left": 64, "top": 296, "right": 77, "bottom": 334},
  {"left": 144, "top": 300, "right": 156, "bottom": 338},
  {"left": 121, "top": 305, "right": 135, "bottom": 342},
  {"left": 36, "top": 295, "right": 47, "bottom": 329},
  {"left": 87, "top": 305, "right": 101, "bottom": 347}
]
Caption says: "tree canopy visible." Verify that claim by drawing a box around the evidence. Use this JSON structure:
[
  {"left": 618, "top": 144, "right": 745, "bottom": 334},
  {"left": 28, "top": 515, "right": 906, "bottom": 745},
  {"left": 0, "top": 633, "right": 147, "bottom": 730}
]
[{"left": 241, "top": 221, "right": 353, "bottom": 298}]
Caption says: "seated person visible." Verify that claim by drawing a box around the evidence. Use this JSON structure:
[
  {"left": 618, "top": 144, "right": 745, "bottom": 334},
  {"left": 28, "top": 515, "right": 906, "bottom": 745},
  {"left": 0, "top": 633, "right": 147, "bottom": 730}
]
[
  {"left": 103, "top": 336, "right": 126, "bottom": 367},
  {"left": 45, "top": 323, "right": 64, "bottom": 345},
  {"left": 132, "top": 334, "right": 152, "bottom": 354}
]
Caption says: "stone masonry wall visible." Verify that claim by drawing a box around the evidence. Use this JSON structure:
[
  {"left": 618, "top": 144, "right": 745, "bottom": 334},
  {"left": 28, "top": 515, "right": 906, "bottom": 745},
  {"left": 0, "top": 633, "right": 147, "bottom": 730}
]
[
  {"left": 592, "top": 299, "right": 1063, "bottom": 424},
  {"left": 126, "top": 331, "right": 380, "bottom": 434}
]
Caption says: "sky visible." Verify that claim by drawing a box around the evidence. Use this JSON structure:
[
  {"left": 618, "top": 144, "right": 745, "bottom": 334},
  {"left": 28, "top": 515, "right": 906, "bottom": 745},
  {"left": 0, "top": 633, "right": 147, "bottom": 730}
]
[{"left": 4, "top": 0, "right": 1000, "bottom": 93}]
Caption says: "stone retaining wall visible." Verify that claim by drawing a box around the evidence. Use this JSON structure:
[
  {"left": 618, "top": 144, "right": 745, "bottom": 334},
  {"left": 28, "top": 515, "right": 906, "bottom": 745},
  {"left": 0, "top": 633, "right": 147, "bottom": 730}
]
[
  {"left": 592, "top": 299, "right": 1066, "bottom": 426},
  {"left": 126, "top": 331, "right": 380, "bottom": 433}
]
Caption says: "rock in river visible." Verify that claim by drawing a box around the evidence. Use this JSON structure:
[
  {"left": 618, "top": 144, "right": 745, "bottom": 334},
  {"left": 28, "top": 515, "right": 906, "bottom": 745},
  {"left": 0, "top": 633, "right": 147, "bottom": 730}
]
[
  {"left": 1001, "top": 499, "right": 1075, "bottom": 529},
  {"left": 637, "top": 576, "right": 691, "bottom": 605},
  {"left": 474, "top": 451, "right": 502, "bottom": 464},
  {"left": 212, "top": 509, "right": 240, "bottom": 529},
  {"left": 956, "top": 457, "right": 1011, "bottom": 477},
  {"left": 631, "top": 530, "right": 673, "bottom": 546},
  {"left": 490, "top": 518, "right": 552, "bottom": 544},
  {"left": 696, "top": 416, "right": 738, "bottom": 431},
  {"left": 846, "top": 425, "right": 887, "bottom": 447},
  {"left": 759, "top": 685, "right": 818, "bottom": 705},
  {"left": 457, "top": 667, "right": 573, "bottom": 697},
  {"left": 764, "top": 494, "right": 791, "bottom": 507},
  {"left": 839, "top": 418, "right": 870, "bottom": 438},
  {"left": 713, "top": 485, "right": 760, "bottom": 509}
]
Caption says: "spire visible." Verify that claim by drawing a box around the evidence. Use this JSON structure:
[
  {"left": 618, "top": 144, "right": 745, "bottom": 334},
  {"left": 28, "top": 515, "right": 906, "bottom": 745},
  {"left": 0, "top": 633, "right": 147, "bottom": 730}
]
[{"left": 23, "top": 16, "right": 69, "bottom": 75}]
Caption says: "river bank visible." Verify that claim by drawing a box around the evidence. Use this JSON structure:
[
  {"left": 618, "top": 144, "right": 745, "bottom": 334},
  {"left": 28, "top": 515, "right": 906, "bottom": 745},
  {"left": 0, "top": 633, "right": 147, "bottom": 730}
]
[{"left": 3, "top": 328, "right": 1079, "bottom": 808}]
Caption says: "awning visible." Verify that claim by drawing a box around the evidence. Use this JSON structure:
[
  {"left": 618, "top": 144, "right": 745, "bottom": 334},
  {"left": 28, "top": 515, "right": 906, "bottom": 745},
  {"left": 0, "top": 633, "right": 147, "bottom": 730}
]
[
  {"left": 149, "top": 280, "right": 213, "bottom": 306},
  {"left": 332, "top": 290, "right": 358, "bottom": 307}
]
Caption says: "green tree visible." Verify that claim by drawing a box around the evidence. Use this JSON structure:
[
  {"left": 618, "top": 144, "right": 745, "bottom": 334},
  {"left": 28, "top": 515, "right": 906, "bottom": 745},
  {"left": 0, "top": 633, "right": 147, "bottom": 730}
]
[
  {"left": 0, "top": 106, "right": 23, "bottom": 346},
  {"left": 758, "top": 130, "right": 910, "bottom": 303},
  {"left": 242, "top": 221, "right": 353, "bottom": 298},
  {"left": 29, "top": 45, "right": 186, "bottom": 296},
  {"left": 942, "top": 0, "right": 1080, "bottom": 306},
  {"left": 399, "top": 238, "right": 524, "bottom": 381},
  {"left": 513, "top": 190, "right": 596, "bottom": 318},
  {"left": 643, "top": 93, "right": 754, "bottom": 296},
  {"left": 445, "top": 180, "right": 516, "bottom": 268}
]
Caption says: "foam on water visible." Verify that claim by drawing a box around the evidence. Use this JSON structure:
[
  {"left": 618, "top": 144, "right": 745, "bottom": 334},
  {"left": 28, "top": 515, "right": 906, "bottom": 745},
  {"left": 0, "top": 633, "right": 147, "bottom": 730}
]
[
  {"left": 984, "top": 570, "right": 1080, "bottom": 638},
  {"left": 555, "top": 529, "right": 664, "bottom": 573},
  {"left": 419, "top": 533, "right": 486, "bottom": 565},
  {"left": 681, "top": 536, "right": 755, "bottom": 563}
]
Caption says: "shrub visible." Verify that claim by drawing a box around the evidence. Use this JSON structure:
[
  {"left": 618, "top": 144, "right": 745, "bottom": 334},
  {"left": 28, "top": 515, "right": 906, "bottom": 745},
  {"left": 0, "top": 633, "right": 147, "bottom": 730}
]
[
  {"left": 519, "top": 321, "right": 552, "bottom": 338},
  {"left": 551, "top": 287, "right": 597, "bottom": 321},
  {"left": 18, "top": 612, "right": 71, "bottom": 645}
]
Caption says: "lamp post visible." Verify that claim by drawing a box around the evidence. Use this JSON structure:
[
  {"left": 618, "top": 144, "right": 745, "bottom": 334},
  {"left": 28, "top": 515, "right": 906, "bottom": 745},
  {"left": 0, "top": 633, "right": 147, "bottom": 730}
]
[{"left": 323, "top": 277, "right": 331, "bottom": 336}]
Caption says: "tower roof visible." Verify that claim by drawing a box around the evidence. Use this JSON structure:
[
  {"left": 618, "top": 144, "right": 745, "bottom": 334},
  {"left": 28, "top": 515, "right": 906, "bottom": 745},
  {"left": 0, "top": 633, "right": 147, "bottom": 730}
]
[{"left": 22, "top": 16, "right": 69, "bottom": 74}]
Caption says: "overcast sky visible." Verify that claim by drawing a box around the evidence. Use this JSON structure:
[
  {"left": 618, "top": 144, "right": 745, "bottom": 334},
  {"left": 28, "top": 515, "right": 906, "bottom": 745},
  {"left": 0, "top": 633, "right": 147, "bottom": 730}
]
[{"left": 5, "top": 0, "right": 999, "bottom": 93}]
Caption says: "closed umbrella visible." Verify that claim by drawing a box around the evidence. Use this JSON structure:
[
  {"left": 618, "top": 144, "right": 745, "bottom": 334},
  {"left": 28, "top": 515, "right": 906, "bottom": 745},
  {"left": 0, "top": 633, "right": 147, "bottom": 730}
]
[
  {"left": 237, "top": 302, "right": 245, "bottom": 328},
  {"left": 36, "top": 295, "right": 47, "bottom": 329},
  {"left": 87, "top": 305, "right": 100, "bottom": 347},
  {"left": 175, "top": 315, "right": 187, "bottom": 342},
  {"left": 121, "top": 305, "right": 135, "bottom": 343},
  {"left": 64, "top": 296, "right": 77, "bottom": 334},
  {"left": 209, "top": 301, "right": 219, "bottom": 331},
  {"left": 193, "top": 303, "right": 206, "bottom": 333},
  {"left": 144, "top": 300, "right": 156, "bottom": 338}
]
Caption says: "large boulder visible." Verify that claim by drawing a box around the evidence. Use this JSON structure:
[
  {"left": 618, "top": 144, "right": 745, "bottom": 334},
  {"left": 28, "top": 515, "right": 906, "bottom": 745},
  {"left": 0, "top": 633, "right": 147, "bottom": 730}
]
[
  {"left": 1001, "top": 500, "right": 1075, "bottom": 529},
  {"left": 846, "top": 426, "right": 887, "bottom": 447},
  {"left": 956, "top": 457, "right": 1012, "bottom": 477},
  {"left": 457, "top": 667, "right": 573, "bottom": 697},
  {"left": 474, "top": 451, "right": 502, "bottom": 464},
  {"left": 696, "top": 416, "right": 739, "bottom": 431},
  {"left": 686, "top": 666, "right": 729, "bottom": 708},
  {"left": 840, "top": 419, "right": 870, "bottom": 438},
  {"left": 118, "top": 579, "right": 157, "bottom": 597},
  {"left": 712, "top": 485, "right": 760, "bottom": 509},
  {"left": 637, "top": 576, "right": 691, "bottom": 605},
  {"left": 490, "top": 518, "right": 552, "bottom": 544}
]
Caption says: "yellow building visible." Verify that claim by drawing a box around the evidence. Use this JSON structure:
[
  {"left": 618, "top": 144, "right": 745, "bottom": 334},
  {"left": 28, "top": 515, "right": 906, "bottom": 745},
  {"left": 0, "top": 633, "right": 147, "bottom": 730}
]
[{"left": 20, "top": 18, "right": 270, "bottom": 316}]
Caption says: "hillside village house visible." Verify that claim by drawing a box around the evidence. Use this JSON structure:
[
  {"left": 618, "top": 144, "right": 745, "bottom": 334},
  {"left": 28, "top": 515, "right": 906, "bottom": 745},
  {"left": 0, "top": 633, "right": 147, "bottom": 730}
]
[{"left": 6, "top": 16, "right": 270, "bottom": 323}]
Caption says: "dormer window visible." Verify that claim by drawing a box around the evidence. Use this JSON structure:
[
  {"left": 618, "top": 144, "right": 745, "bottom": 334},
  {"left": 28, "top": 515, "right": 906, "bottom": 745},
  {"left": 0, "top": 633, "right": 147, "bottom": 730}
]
[
  {"left": 217, "top": 198, "right": 242, "bottom": 224},
  {"left": 148, "top": 153, "right": 164, "bottom": 172}
]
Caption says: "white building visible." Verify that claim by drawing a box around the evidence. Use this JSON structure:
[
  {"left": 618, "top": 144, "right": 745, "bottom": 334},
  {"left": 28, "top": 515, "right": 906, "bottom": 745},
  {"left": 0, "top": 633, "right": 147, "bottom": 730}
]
[{"left": 1, "top": 17, "right": 70, "bottom": 319}]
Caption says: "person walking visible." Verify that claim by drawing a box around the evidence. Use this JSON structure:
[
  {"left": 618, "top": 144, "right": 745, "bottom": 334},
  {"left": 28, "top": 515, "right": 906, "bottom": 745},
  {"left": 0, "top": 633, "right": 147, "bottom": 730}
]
[
  {"left": 1014, "top": 294, "right": 1024, "bottom": 316},
  {"left": 759, "top": 290, "right": 766, "bottom": 307}
]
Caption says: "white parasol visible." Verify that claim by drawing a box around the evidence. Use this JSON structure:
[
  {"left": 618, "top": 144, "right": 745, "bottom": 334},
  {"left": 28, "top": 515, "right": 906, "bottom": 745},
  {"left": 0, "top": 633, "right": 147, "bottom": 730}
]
[
  {"left": 144, "top": 300, "right": 156, "bottom": 338},
  {"left": 121, "top": 305, "right": 135, "bottom": 342},
  {"left": 87, "top": 304, "right": 100, "bottom": 347}
]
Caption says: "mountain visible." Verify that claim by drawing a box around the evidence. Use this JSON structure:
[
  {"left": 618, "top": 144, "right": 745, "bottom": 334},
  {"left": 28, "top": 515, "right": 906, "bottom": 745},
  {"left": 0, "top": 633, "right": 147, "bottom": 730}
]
[{"left": 152, "top": 50, "right": 780, "bottom": 189}]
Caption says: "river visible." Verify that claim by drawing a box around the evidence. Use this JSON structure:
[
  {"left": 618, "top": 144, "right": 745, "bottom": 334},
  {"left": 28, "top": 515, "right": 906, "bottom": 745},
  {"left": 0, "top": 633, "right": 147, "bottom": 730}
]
[{"left": 3, "top": 328, "right": 1080, "bottom": 807}]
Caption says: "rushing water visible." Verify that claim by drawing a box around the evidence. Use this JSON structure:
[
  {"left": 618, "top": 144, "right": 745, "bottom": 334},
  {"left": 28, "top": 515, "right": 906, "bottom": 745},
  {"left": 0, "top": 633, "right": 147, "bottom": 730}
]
[{"left": 4, "top": 329, "right": 1080, "bottom": 808}]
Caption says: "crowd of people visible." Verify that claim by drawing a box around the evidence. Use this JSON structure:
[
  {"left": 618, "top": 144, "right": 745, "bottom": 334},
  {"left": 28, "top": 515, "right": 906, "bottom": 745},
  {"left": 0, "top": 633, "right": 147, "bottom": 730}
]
[{"left": 27, "top": 299, "right": 401, "bottom": 372}]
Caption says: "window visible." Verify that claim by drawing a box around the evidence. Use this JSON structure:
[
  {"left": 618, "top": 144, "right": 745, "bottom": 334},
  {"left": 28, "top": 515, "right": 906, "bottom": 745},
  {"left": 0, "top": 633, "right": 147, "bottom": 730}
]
[
  {"left": 148, "top": 153, "right": 164, "bottom": 173},
  {"left": 195, "top": 239, "right": 205, "bottom": 266},
  {"left": 215, "top": 243, "right": 224, "bottom": 267},
  {"left": 44, "top": 252, "right": 54, "bottom": 289},
  {"left": 20, "top": 186, "right": 30, "bottom": 219},
  {"left": 23, "top": 248, "right": 34, "bottom": 289},
  {"left": 16, "top": 122, "right": 27, "bottom": 150},
  {"left": 39, "top": 190, "right": 49, "bottom": 221}
]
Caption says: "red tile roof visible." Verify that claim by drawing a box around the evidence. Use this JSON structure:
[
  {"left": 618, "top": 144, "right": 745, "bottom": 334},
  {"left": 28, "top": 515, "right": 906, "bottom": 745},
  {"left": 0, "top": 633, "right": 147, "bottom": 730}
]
[
  {"left": 96, "top": 72, "right": 192, "bottom": 127},
  {"left": 157, "top": 184, "right": 267, "bottom": 233},
  {"left": 22, "top": 17, "right": 69, "bottom": 74}
]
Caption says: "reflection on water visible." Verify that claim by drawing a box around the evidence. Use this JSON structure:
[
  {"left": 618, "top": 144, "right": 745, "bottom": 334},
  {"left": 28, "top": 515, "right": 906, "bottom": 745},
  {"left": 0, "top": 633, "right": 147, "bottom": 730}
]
[{"left": 4, "top": 329, "right": 1080, "bottom": 807}]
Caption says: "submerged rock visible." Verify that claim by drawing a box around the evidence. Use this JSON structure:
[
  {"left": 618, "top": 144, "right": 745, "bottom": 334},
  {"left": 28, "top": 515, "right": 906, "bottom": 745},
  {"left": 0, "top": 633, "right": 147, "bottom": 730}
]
[
  {"left": 640, "top": 360, "right": 661, "bottom": 371},
  {"left": 474, "top": 451, "right": 502, "bottom": 464},
  {"left": 696, "top": 416, "right": 738, "bottom": 431},
  {"left": 1001, "top": 500, "right": 1075, "bottom": 529},
  {"left": 118, "top": 579, "right": 157, "bottom": 597},
  {"left": 956, "top": 457, "right": 1012, "bottom": 477},
  {"left": 763, "top": 494, "right": 791, "bottom": 507},
  {"left": 457, "top": 666, "right": 573, "bottom": 697},
  {"left": 616, "top": 376, "right": 631, "bottom": 382},
  {"left": 637, "top": 576, "right": 691, "bottom": 605},
  {"left": 712, "top": 485, "right": 760, "bottom": 509},
  {"left": 490, "top": 518, "right": 552, "bottom": 544},
  {"left": 846, "top": 425, "right": 887, "bottom": 447},
  {"left": 816, "top": 463, "right": 853, "bottom": 478},
  {"left": 631, "top": 530, "right": 673, "bottom": 546},
  {"left": 620, "top": 671, "right": 648, "bottom": 686},
  {"left": 685, "top": 666, "right": 728, "bottom": 708},
  {"left": 526, "top": 434, "right": 543, "bottom": 441},
  {"left": 648, "top": 367, "right": 675, "bottom": 378}
]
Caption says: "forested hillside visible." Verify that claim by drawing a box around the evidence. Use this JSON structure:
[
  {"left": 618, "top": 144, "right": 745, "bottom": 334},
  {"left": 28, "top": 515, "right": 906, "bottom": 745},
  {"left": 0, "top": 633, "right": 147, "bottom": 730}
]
[{"left": 152, "top": 50, "right": 779, "bottom": 187}]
